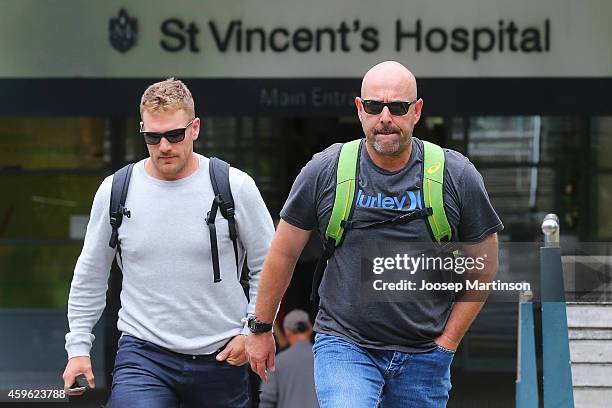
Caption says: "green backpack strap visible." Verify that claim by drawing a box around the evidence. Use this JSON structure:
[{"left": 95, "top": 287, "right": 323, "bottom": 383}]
[
  {"left": 422, "top": 140, "right": 452, "bottom": 242},
  {"left": 311, "top": 139, "right": 362, "bottom": 304},
  {"left": 311, "top": 138, "right": 452, "bottom": 305},
  {"left": 324, "top": 138, "right": 362, "bottom": 246}
]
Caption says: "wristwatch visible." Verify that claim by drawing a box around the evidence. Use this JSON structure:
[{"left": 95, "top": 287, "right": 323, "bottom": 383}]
[{"left": 248, "top": 316, "right": 273, "bottom": 333}]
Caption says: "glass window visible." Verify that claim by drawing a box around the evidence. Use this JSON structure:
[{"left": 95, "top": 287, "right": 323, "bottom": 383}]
[
  {"left": 0, "top": 117, "right": 106, "bottom": 169},
  {"left": 447, "top": 117, "right": 466, "bottom": 154},
  {"left": 0, "top": 174, "right": 102, "bottom": 240},
  {"left": 592, "top": 116, "right": 612, "bottom": 168},
  {"left": 467, "top": 116, "right": 582, "bottom": 164},
  {"left": 540, "top": 117, "right": 583, "bottom": 163},
  {"left": 0, "top": 117, "right": 108, "bottom": 309},
  {"left": 591, "top": 117, "right": 612, "bottom": 239},
  {"left": 468, "top": 116, "right": 538, "bottom": 163},
  {"left": 466, "top": 116, "right": 583, "bottom": 240},
  {"left": 595, "top": 175, "right": 612, "bottom": 239},
  {"left": 0, "top": 244, "right": 80, "bottom": 308},
  {"left": 479, "top": 167, "right": 554, "bottom": 214}
]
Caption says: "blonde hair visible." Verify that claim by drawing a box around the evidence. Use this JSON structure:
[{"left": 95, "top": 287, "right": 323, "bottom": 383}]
[{"left": 140, "top": 78, "right": 195, "bottom": 118}]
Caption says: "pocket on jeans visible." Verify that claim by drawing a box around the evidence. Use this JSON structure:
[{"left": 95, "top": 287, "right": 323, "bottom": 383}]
[
  {"left": 113, "top": 337, "right": 146, "bottom": 377},
  {"left": 313, "top": 333, "right": 337, "bottom": 356},
  {"left": 312, "top": 334, "right": 323, "bottom": 354},
  {"left": 435, "top": 345, "right": 456, "bottom": 354},
  {"left": 115, "top": 336, "right": 145, "bottom": 363}
]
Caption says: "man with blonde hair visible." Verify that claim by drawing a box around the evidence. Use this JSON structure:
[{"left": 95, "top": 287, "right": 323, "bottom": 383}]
[{"left": 62, "top": 78, "right": 274, "bottom": 407}]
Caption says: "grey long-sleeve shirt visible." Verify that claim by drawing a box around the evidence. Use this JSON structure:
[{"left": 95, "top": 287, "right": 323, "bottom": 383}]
[{"left": 65, "top": 154, "right": 274, "bottom": 358}]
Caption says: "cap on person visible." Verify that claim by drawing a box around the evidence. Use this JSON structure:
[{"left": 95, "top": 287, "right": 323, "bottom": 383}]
[{"left": 283, "top": 310, "right": 311, "bottom": 333}]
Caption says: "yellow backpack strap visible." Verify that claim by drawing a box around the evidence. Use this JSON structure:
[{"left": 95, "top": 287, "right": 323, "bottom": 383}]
[{"left": 422, "top": 140, "right": 452, "bottom": 242}]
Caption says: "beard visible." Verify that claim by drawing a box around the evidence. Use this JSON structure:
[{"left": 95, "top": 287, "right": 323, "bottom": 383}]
[
  {"left": 152, "top": 152, "right": 189, "bottom": 179},
  {"left": 368, "top": 124, "right": 411, "bottom": 156}
]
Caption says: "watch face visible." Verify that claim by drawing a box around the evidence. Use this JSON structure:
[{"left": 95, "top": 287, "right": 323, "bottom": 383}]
[
  {"left": 248, "top": 318, "right": 271, "bottom": 333},
  {"left": 248, "top": 318, "right": 259, "bottom": 332}
]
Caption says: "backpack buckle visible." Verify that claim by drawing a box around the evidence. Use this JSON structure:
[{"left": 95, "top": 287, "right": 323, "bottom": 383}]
[
  {"left": 340, "top": 219, "right": 352, "bottom": 229},
  {"left": 215, "top": 194, "right": 235, "bottom": 219},
  {"left": 322, "top": 238, "right": 336, "bottom": 258},
  {"left": 120, "top": 205, "right": 131, "bottom": 218}
]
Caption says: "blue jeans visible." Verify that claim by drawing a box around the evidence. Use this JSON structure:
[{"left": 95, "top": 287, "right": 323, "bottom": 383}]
[
  {"left": 313, "top": 333, "right": 453, "bottom": 408},
  {"left": 108, "top": 335, "right": 249, "bottom": 408}
]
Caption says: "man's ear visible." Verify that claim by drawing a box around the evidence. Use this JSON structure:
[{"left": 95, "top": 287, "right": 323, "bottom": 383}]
[
  {"left": 413, "top": 98, "right": 424, "bottom": 124},
  {"left": 355, "top": 97, "right": 364, "bottom": 122},
  {"left": 191, "top": 117, "right": 201, "bottom": 141}
]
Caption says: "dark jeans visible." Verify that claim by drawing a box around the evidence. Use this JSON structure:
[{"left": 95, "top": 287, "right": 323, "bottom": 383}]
[{"left": 107, "top": 335, "right": 250, "bottom": 408}]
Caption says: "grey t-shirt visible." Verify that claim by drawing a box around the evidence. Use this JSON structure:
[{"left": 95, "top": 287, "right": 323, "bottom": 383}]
[{"left": 280, "top": 138, "right": 503, "bottom": 353}]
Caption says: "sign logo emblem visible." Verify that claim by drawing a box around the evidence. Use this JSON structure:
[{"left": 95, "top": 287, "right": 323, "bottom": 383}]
[
  {"left": 427, "top": 162, "right": 442, "bottom": 174},
  {"left": 109, "top": 9, "right": 138, "bottom": 53}
]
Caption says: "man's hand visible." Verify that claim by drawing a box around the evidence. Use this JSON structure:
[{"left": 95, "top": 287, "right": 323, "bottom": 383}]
[
  {"left": 434, "top": 233, "right": 499, "bottom": 354},
  {"left": 62, "top": 356, "right": 95, "bottom": 396},
  {"left": 245, "top": 332, "right": 276, "bottom": 382},
  {"left": 216, "top": 335, "right": 248, "bottom": 366}
]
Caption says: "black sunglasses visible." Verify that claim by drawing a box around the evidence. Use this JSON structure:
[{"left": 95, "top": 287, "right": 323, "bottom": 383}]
[
  {"left": 140, "top": 119, "right": 195, "bottom": 145},
  {"left": 360, "top": 98, "right": 418, "bottom": 116}
]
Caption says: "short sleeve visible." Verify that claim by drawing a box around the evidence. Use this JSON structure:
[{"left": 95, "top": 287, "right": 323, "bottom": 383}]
[
  {"left": 457, "top": 162, "right": 504, "bottom": 242},
  {"left": 280, "top": 152, "right": 329, "bottom": 231}
]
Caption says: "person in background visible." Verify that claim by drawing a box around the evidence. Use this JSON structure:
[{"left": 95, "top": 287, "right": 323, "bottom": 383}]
[{"left": 259, "top": 309, "right": 319, "bottom": 408}]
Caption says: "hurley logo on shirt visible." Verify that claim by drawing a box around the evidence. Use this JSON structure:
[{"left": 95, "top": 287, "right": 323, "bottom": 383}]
[{"left": 356, "top": 189, "right": 423, "bottom": 210}]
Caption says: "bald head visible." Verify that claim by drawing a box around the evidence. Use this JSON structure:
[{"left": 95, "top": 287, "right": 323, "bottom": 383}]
[
  {"left": 360, "top": 61, "right": 417, "bottom": 100},
  {"left": 356, "top": 61, "right": 423, "bottom": 159}
]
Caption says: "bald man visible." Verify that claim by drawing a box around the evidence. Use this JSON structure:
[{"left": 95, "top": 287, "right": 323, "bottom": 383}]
[{"left": 246, "top": 61, "right": 503, "bottom": 407}]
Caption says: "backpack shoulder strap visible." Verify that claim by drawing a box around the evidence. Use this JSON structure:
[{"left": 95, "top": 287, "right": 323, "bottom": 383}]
[
  {"left": 109, "top": 163, "right": 134, "bottom": 249},
  {"left": 324, "top": 139, "right": 363, "bottom": 246},
  {"left": 209, "top": 157, "right": 234, "bottom": 223},
  {"left": 207, "top": 157, "right": 244, "bottom": 293},
  {"left": 311, "top": 139, "right": 362, "bottom": 304},
  {"left": 421, "top": 140, "right": 452, "bottom": 243}
]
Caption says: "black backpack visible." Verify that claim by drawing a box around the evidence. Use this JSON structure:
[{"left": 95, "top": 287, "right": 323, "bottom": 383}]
[{"left": 107, "top": 157, "right": 249, "bottom": 298}]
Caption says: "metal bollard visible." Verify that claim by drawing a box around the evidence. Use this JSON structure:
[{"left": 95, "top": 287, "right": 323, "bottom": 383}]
[
  {"left": 515, "top": 287, "right": 538, "bottom": 408},
  {"left": 542, "top": 213, "right": 560, "bottom": 248},
  {"left": 540, "top": 214, "right": 575, "bottom": 408}
]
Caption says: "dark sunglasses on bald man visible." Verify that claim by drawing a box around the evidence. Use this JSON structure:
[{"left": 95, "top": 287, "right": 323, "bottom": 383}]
[
  {"left": 140, "top": 119, "right": 195, "bottom": 145},
  {"left": 360, "top": 98, "right": 418, "bottom": 116}
]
